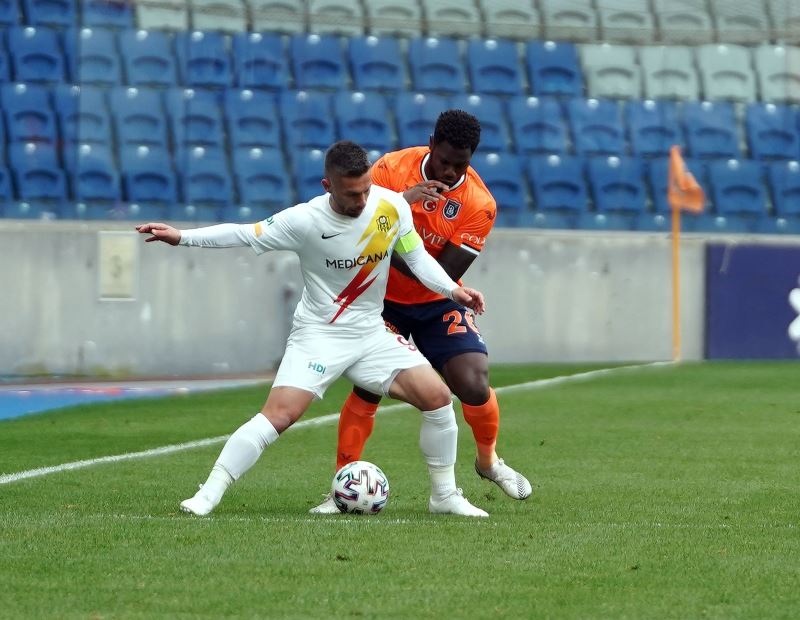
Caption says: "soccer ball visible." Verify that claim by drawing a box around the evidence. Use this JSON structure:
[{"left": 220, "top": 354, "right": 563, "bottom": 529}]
[{"left": 332, "top": 460, "right": 390, "bottom": 514}]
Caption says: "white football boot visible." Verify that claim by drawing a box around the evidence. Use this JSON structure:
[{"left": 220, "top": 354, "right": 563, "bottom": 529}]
[
  {"left": 179, "top": 488, "right": 217, "bottom": 516},
  {"left": 309, "top": 493, "right": 341, "bottom": 514},
  {"left": 429, "top": 488, "right": 489, "bottom": 517},
  {"left": 475, "top": 458, "right": 532, "bottom": 500}
]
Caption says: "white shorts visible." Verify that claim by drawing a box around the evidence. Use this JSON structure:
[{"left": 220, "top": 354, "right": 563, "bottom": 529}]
[{"left": 272, "top": 323, "right": 431, "bottom": 399}]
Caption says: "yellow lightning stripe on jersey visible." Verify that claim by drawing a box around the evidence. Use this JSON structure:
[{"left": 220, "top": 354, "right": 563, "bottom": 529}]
[{"left": 330, "top": 199, "right": 400, "bottom": 323}]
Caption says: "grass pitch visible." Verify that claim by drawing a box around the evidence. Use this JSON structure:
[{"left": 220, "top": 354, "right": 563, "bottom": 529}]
[{"left": 1, "top": 362, "right": 798, "bottom": 619}]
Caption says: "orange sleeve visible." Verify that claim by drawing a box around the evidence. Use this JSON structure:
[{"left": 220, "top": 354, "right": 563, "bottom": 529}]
[
  {"left": 370, "top": 156, "right": 402, "bottom": 192},
  {"left": 449, "top": 197, "right": 497, "bottom": 254}
]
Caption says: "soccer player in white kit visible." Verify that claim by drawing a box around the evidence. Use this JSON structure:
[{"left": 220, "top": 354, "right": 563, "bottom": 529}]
[{"left": 136, "top": 141, "right": 489, "bottom": 517}]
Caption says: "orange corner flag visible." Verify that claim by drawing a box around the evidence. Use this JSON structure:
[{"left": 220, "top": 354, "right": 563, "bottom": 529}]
[{"left": 668, "top": 145, "right": 705, "bottom": 213}]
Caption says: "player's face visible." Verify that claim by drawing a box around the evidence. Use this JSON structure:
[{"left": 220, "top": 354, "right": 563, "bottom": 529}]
[
  {"left": 427, "top": 140, "right": 472, "bottom": 188},
  {"left": 323, "top": 171, "right": 372, "bottom": 218}
]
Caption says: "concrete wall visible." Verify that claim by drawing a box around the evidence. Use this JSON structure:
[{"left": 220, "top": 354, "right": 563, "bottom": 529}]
[{"left": 3, "top": 220, "right": 787, "bottom": 377}]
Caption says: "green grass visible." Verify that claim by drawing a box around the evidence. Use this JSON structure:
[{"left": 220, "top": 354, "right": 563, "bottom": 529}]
[{"left": 1, "top": 362, "right": 798, "bottom": 619}]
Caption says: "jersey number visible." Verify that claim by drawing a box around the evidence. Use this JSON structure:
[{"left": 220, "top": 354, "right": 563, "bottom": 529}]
[{"left": 443, "top": 310, "right": 480, "bottom": 336}]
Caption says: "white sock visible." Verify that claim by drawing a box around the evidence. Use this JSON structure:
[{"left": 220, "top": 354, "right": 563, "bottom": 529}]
[
  {"left": 419, "top": 403, "right": 458, "bottom": 500},
  {"left": 198, "top": 414, "right": 279, "bottom": 505}
]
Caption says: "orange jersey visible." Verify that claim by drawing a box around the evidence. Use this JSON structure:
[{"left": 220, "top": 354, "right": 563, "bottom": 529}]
[{"left": 371, "top": 146, "right": 497, "bottom": 305}]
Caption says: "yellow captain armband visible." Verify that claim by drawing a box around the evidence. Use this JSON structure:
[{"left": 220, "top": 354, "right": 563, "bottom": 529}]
[{"left": 395, "top": 230, "right": 422, "bottom": 255}]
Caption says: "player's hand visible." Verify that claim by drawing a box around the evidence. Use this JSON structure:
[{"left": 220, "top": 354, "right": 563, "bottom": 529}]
[
  {"left": 452, "top": 286, "right": 485, "bottom": 315},
  {"left": 403, "top": 180, "right": 450, "bottom": 205},
  {"left": 135, "top": 222, "right": 181, "bottom": 246}
]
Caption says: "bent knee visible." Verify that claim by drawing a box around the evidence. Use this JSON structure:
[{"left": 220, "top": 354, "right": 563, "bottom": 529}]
[{"left": 420, "top": 383, "right": 452, "bottom": 411}]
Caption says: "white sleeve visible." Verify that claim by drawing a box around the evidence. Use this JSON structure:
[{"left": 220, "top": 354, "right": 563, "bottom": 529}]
[
  {"left": 399, "top": 243, "right": 458, "bottom": 300},
  {"left": 179, "top": 223, "right": 254, "bottom": 248}
]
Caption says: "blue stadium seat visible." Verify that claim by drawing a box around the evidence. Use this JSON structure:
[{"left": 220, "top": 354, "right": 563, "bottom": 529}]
[
  {"left": 121, "top": 144, "right": 178, "bottom": 204},
  {"left": 0, "top": 0, "right": 20, "bottom": 25},
  {"left": 64, "top": 27, "right": 121, "bottom": 85},
  {"left": 54, "top": 84, "right": 111, "bottom": 146},
  {"left": 567, "top": 98, "right": 625, "bottom": 156},
  {"left": 224, "top": 88, "right": 280, "bottom": 150},
  {"left": 449, "top": 94, "right": 509, "bottom": 153},
  {"left": 708, "top": 158, "right": 766, "bottom": 216},
  {"left": 81, "top": 0, "right": 134, "bottom": 28},
  {"left": 179, "top": 147, "right": 234, "bottom": 206},
  {"left": 745, "top": 103, "right": 800, "bottom": 160},
  {"left": 333, "top": 91, "right": 393, "bottom": 152},
  {"left": 110, "top": 86, "right": 168, "bottom": 148},
  {"left": 408, "top": 37, "right": 466, "bottom": 95},
  {"left": 625, "top": 99, "right": 682, "bottom": 158},
  {"left": 69, "top": 143, "right": 121, "bottom": 202},
  {"left": 683, "top": 101, "right": 740, "bottom": 159},
  {"left": 9, "top": 142, "right": 68, "bottom": 201},
  {"left": 349, "top": 36, "right": 405, "bottom": 92},
  {"left": 166, "top": 88, "right": 225, "bottom": 152},
  {"left": 0, "top": 166, "right": 12, "bottom": 206},
  {"left": 508, "top": 95, "right": 568, "bottom": 155},
  {"left": 8, "top": 26, "right": 65, "bottom": 83},
  {"left": 587, "top": 156, "right": 646, "bottom": 214},
  {"left": 1, "top": 83, "right": 57, "bottom": 143},
  {"left": 526, "top": 154, "right": 588, "bottom": 214},
  {"left": 232, "top": 32, "right": 287, "bottom": 90},
  {"left": 470, "top": 152, "right": 527, "bottom": 211},
  {"left": 175, "top": 30, "right": 232, "bottom": 89},
  {"left": 293, "top": 148, "right": 325, "bottom": 203},
  {"left": 279, "top": 90, "right": 336, "bottom": 150},
  {"left": 23, "top": 0, "right": 76, "bottom": 26},
  {"left": 61, "top": 140, "right": 111, "bottom": 170},
  {"left": 119, "top": 29, "right": 178, "bottom": 87},
  {"left": 233, "top": 147, "right": 291, "bottom": 207},
  {"left": 768, "top": 160, "right": 800, "bottom": 217},
  {"left": 290, "top": 33, "right": 347, "bottom": 90},
  {"left": 0, "top": 47, "right": 10, "bottom": 82},
  {"left": 525, "top": 40, "right": 582, "bottom": 97},
  {"left": 394, "top": 92, "right": 450, "bottom": 148},
  {"left": 466, "top": 38, "right": 523, "bottom": 96}
]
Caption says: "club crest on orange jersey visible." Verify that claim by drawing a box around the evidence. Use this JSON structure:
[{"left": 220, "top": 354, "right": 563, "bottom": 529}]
[{"left": 442, "top": 199, "right": 461, "bottom": 220}]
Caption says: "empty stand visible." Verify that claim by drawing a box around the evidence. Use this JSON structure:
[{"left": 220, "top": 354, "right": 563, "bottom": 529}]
[
  {"left": 174, "top": 30, "right": 233, "bottom": 88},
  {"left": 525, "top": 41, "right": 583, "bottom": 97},
  {"left": 177, "top": 146, "right": 234, "bottom": 206},
  {"left": 480, "top": 0, "right": 541, "bottom": 41},
  {"left": 711, "top": 0, "right": 770, "bottom": 44},
  {"left": 349, "top": 36, "right": 406, "bottom": 92},
  {"left": 8, "top": 26, "right": 65, "bottom": 83},
  {"left": 293, "top": 148, "right": 325, "bottom": 202},
  {"left": 0, "top": 47, "right": 9, "bottom": 82},
  {"left": 394, "top": 92, "right": 450, "bottom": 148},
  {"left": 507, "top": 95, "right": 568, "bottom": 155},
  {"left": 232, "top": 32, "right": 288, "bottom": 90},
  {"left": 136, "top": 0, "right": 189, "bottom": 31},
  {"left": 450, "top": 93, "right": 509, "bottom": 153},
  {"left": 81, "top": 0, "right": 134, "bottom": 28},
  {"left": 290, "top": 33, "right": 348, "bottom": 90},
  {"left": 308, "top": 0, "right": 366, "bottom": 37},
  {"left": 683, "top": 101, "right": 741, "bottom": 159},
  {"left": 365, "top": 0, "right": 423, "bottom": 37},
  {"left": 23, "top": 0, "right": 76, "bottom": 26},
  {"left": 121, "top": 145, "right": 179, "bottom": 205},
  {"left": 653, "top": 0, "right": 714, "bottom": 44},
  {"left": 64, "top": 27, "right": 122, "bottom": 85},
  {"left": 279, "top": 90, "right": 336, "bottom": 150},
  {"left": 55, "top": 84, "right": 112, "bottom": 146},
  {"left": 69, "top": 143, "right": 121, "bottom": 202},
  {"left": 696, "top": 44, "right": 757, "bottom": 102},
  {"left": 768, "top": 160, "right": 800, "bottom": 217},
  {"left": 9, "top": 142, "right": 68, "bottom": 202},
  {"left": 754, "top": 45, "right": 800, "bottom": 103},
  {"left": 1, "top": 83, "right": 57, "bottom": 143},
  {"left": 540, "top": 0, "right": 598, "bottom": 42},
  {"left": 119, "top": 29, "right": 179, "bottom": 87},
  {"left": 567, "top": 98, "right": 625, "bottom": 156},
  {"left": 110, "top": 86, "right": 168, "bottom": 148},
  {"left": 0, "top": 0, "right": 20, "bottom": 26},
  {"left": 166, "top": 88, "right": 226, "bottom": 152},
  {"left": 190, "top": 0, "right": 248, "bottom": 33},
  {"left": 587, "top": 155, "right": 646, "bottom": 215},
  {"left": 466, "top": 38, "right": 524, "bottom": 96},
  {"left": 224, "top": 88, "right": 281, "bottom": 149},
  {"left": 527, "top": 154, "right": 587, "bottom": 214},
  {"left": 580, "top": 43, "right": 642, "bottom": 99},
  {"left": 640, "top": 46, "right": 700, "bottom": 100},
  {"left": 625, "top": 99, "right": 681, "bottom": 158},
  {"left": 333, "top": 91, "right": 393, "bottom": 152},
  {"left": 597, "top": 0, "right": 656, "bottom": 45},
  {"left": 422, "top": 0, "right": 483, "bottom": 38},
  {"left": 234, "top": 147, "right": 291, "bottom": 206},
  {"left": 769, "top": 0, "right": 800, "bottom": 44},
  {"left": 249, "top": 0, "right": 306, "bottom": 34},
  {"left": 745, "top": 103, "right": 800, "bottom": 160},
  {"left": 471, "top": 152, "right": 527, "bottom": 212},
  {"left": 708, "top": 158, "right": 767, "bottom": 217},
  {"left": 408, "top": 37, "right": 466, "bottom": 95}
]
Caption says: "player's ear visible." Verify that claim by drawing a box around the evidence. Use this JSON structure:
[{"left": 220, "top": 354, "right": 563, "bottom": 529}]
[{"left": 321, "top": 177, "right": 331, "bottom": 192}]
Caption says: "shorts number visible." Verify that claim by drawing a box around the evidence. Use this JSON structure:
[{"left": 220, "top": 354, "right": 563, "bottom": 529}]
[{"left": 443, "top": 310, "right": 481, "bottom": 336}]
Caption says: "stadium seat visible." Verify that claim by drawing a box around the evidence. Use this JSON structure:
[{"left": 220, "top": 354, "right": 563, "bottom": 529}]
[
  {"left": 63, "top": 27, "right": 121, "bottom": 85},
  {"left": 653, "top": 0, "right": 714, "bottom": 44},
  {"left": 232, "top": 32, "right": 287, "bottom": 90},
  {"left": 61, "top": 140, "right": 112, "bottom": 170},
  {"left": 769, "top": 0, "right": 800, "bottom": 44},
  {"left": 640, "top": 46, "right": 700, "bottom": 100},
  {"left": 394, "top": 92, "right": 450, "bottom": 148},
  {"left": 136, "top": 0, "right": 189, "bottom": 31},
  {"left": 696, "top": 44, "right": 757, "bottom": 102},
  {"left": 174, "top": 30, "right": 232, "bottom": 89},
  {"left": 507, "top": 95, "right": 568, "bottom": 155},
  {"left": 480, "top": 0, "right": 542, "bottom": 40},
  {"left": 191, "top": 0, "right": 248, "bottom": 33},
  {"left": 768, "top": 160, "right": 800, "bottom": 217},
  {"left": 349, "top": 36, "right": 405, "bottom": 92},
  {"left": 69, "top": 143, "right": 121, "bottom": 202},
  {"left": 421, "top": 0, "right": 482, "bottom": 38},
  {"left": 408, "top": 37, "right": 466, "bottom": 95},
  {"left": 23, "top": 0, "right": 76, "bottom": 26},
  {"left": 466, "top": 38, "right": 524, "bottom": 97},
  {"left": 292, "top": 148, "right": 325, "bottom": 202},
  {"left": 308, "top": 0, "right": 365, "bottom": 36},
  {"left": 449, "top": 94, "right": 509, "bottom": 153},
  {"left": 0, "top": 166, "right": 13, "bottom": 206},
  {"left": 279, "top": 90, "right": 335, "bottom": 150},
  {"left": 81, "top": 0, "right": 134, "bottom": 28},
  {"left": 224, "top": 88, "right": 280, "bottom": 150},
  {"left": 566, "top": 98, "right": 625, "bottom": 156},
  {"left": 745, "top": 103, "right": 800, "bottom": 161},
  {"left": 233, "top": 147, "right": 291, "bottom": 207},
  {"left": 539, "top": 0, "right": 598, "bottom": 42},
  {"left": 166, "top": 88, "right": 225, "bottom": 152},
  {"left": 364, "top": 0, "right": 422, "bottom": 37},
  {"left": 711, "top": 0, "right": 770, "bottom": 44},
  {"left": 0, "top": 0, "right": 20, "bottom": 25},
  {"left": 8, "top": 26, "right": 65, "bottom": 83},
  {"left": 708, "top": 158, "right": 766, "bottom": 217},
  {"left": 580, "top": 43, "right": 641, "bottom": 99},
  {"left": 179, "top": 146, "right": 233, "bottom": 205},
  {"left": 9, "top": 142, "right": 68, "bottom": 201},
  {"left": 597, "top": 0, "right": 656, "bottom": 44},
  {"left": 119, "top": 29, "right": 179, "bottom": 87},
  {"left": 0, "top": 48, "right": 10, "bottom": 83},
  {"left": 625, "top": 99, "right": 681, "bottom": 158},
  {"left": 683, "top": 101, "right": 740, "bottom": 159},
  {"left": 587, "top": 155, "right": 646, "bottom": 214},
  {"left": 1, "top": 83, "right": 57, "bottom": 143},
  {"left": 121, "top": 145, "right": 179, "bottom": 204},
  {"left": 249, "top": 0, "right": 306, "bottom": 34},
  {"left": 754, "top": 46, "right": 800, "bottom": 103},
  {"left": 110, "top": 86, "right": 168, "bottom": 148},
  {"left": 525, "top": 40, "right": 583, "bottom": 97},
  {"left": 290, "top": 33, "right": 347, "bottom": 90},
  {"left": 470, "top": 152, "right": 527, "bottom": 212},
  {"left": 527, "top": 154, "right": 588, "bottom": 215},
  {"left": 54, "top": 84, "right": 112, "bottom": 146},
  {"left": 333, "top": 91, "right": 393, "bottom": 152}
]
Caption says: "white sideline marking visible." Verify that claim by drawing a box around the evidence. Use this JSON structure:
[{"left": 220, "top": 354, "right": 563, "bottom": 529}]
[{"left": 0, "top": 361, "right": 670, "bottom": 486}]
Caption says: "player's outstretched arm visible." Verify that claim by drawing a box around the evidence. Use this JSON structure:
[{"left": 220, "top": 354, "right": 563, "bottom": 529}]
[
  {"left": 136, "top": 222, "right": 181, "bottom": 245},
  {"left": 452, "top": 286, "right": 485, "bottom": 315}
]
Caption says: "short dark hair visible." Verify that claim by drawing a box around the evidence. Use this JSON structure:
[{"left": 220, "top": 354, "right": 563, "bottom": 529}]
[
  {"left": 324, "top": 140, "right": 370, "bottom": 178},
  {"left": 432, "top": 109, "right": 481, "bottom": 153}
]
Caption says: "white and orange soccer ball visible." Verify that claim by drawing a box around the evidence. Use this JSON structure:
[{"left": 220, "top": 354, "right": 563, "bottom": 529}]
[{"left": 332, "top": 460, "right": 390, "bottom": 514}]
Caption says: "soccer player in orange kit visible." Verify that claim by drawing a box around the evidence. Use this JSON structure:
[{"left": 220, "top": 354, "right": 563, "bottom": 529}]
[{"left": 311, "top": 110, "right": 532, "bottom": 513}]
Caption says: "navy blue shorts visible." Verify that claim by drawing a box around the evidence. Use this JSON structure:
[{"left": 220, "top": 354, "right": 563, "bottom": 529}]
[{"left": 381, "top": 299, "right": 488, "bottom": 372}]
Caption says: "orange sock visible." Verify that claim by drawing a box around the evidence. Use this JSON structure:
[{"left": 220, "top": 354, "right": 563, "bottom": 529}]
[
  {"left": 461, "top": 388, "right": 500, "bottom": 469},
  {"left": 336, "top": 392, "right": 379, "bottom": 471}
]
